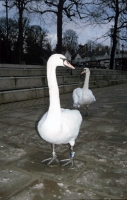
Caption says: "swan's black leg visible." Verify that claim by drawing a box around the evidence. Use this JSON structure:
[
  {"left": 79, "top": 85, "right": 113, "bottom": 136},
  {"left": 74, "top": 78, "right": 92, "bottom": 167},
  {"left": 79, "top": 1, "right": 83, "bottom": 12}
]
[
  {"left": 42, "top": 144, "right": 59, "bottom": 165},
  {"left": 60, "top": 146, "right": 75, "bottom": 167},
  {"left": 86, "top": 105, "right": 89, "bottom": 115}
]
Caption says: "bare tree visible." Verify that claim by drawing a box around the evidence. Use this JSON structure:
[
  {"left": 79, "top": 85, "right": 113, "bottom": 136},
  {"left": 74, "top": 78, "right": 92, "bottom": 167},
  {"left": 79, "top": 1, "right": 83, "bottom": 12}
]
[
  {"left": 7, "top": 0, "right": 33, "bottom": 63},
  {"left": 0, "top": 17, "right": 19, "bottom": 62},
  {"left": 31, "top": 0, "right": 88, "bottom": 53},
  {"left": 89, "top": 0, "right": 127, "bottom": 69},
  {"left": 24, "top": 25, "right": 50, "bottom": 64},
  {"left": 62, "top": 29, "right": 78, "bottom": 54}
]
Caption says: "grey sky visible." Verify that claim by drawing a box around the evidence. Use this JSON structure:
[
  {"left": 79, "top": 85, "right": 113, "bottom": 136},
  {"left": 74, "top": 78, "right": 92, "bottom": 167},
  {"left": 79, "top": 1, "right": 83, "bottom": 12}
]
[{"left": 0, "top": 1, "right": 111, "bottom": 48}]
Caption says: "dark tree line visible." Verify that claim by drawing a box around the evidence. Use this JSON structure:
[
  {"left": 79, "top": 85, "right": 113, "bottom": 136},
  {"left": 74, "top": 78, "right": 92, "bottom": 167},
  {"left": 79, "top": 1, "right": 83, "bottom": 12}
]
[{"left": 0, "top": 17, "right": 51, "bottom": 64}]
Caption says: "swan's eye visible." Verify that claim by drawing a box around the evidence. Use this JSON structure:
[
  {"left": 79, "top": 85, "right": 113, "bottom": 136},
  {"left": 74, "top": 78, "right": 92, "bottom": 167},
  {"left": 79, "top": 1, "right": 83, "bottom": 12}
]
[
  {"left": 60, "top": 58, "right": 67, "bottom": 62},
  {"left": 60, "top": 57, "right": 68, "bottom": 67}
]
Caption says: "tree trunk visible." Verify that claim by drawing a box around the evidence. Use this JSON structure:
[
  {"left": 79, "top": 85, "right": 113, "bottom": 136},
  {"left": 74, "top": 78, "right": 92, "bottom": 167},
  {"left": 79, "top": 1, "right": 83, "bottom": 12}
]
[
  {"left": 109, "top": 0, "right": 119, "bottom": 69},
  {"left": 56, "top": 0, "right": 64, "bottom": 53},
  {"left": 110, "top": 31, "right": 117, "bottom": 69},
  {"left": 17, "top": 0, "right": 24, "bottom": 63}
]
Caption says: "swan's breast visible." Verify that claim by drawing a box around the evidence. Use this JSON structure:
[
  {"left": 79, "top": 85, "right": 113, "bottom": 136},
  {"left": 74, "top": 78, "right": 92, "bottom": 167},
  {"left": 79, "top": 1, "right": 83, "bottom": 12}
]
[
  {"left": 37, "top": 108, "right": 82, "bottom": 145},
  {"left": 81, "top": 89, "right": 95, "bottom": 104},
  {"left": 37, "top": 112, "right": 48, "bottom": 133}
]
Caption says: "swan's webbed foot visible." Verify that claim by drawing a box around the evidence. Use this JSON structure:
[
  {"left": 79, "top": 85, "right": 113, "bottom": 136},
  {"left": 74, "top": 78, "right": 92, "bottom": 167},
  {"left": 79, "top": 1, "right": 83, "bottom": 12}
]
[
  {"left": 60, "top": 158, "right": 74, "bottom": 168},
  {"left": 60, "top": 150, "right": 75, "bottom": 168},
  {"left": 42, "top": 144, "right": 59, "bottom": 166},
  {"left": 42, "top": 155, "right": 59, "bottom": 165}
]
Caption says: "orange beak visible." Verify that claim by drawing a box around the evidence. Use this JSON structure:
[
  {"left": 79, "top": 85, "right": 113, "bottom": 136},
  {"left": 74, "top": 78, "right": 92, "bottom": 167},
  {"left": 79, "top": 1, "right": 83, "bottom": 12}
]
[
  {"left": 64, "top": 60, "right": 75, "bottom": 69},
  {"left": 81, "top": 69, "right": 86, "bottom": 74}
]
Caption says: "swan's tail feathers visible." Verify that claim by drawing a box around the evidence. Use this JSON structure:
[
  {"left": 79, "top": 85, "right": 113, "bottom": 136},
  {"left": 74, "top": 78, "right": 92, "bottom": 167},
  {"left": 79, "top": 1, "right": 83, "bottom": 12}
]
[{"left": 94, "top": 96, "right": 96, "bottom": 101}]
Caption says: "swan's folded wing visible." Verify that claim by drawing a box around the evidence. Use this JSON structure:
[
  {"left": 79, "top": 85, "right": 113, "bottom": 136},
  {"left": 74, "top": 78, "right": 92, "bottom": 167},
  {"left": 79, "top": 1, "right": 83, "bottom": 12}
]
[
  {"left": 72, "top": 88, "right": 82, "bottom": 107},
  {"left": 88, "top": 89, "right": 96, "bottom": 101},
  {"left": 37, "top": 112, "right": 48, "bottom": 133},
  {"left": 61, "top": 108, "right": 82, "bottom": 139}
]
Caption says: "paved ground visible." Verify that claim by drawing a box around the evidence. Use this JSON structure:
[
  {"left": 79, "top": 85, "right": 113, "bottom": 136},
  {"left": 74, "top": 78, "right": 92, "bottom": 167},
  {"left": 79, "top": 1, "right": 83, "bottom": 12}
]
[{"left": 0, "top": 83, "right": 127, "bottom": 200}]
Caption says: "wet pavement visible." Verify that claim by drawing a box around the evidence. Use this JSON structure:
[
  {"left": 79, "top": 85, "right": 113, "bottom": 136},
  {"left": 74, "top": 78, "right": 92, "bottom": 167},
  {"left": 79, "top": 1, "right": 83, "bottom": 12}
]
[{"left": 0, "top": 83, "right": 127, "bottom": 200}]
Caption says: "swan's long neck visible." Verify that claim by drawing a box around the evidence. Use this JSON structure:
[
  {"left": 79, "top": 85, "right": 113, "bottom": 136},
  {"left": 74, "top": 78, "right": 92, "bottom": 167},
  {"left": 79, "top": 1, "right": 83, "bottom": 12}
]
[
  {"left": 83, "top": 71, "right": 90, "bottom": 90},
  {"left": 47, "top": 63, "right": 61, "bottom": 119}
]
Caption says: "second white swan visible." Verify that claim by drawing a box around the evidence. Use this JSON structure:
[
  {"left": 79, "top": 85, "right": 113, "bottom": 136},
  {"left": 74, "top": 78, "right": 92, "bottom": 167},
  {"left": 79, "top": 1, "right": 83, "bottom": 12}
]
[{"left": 72, "top": 67, "right": 96, "bottom": 115}]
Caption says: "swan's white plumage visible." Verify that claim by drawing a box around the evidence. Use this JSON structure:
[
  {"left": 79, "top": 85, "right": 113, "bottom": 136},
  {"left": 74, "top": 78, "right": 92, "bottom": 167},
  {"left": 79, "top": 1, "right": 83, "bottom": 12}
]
[
  {"left": 37, "top": 54, "right": 82, "bottom": 149},
  {"left": 72, "top": 68, "right": 96, "bottom": 108},
  {"left": 38, "top": 108, "right": 81, "bottom": 146}
]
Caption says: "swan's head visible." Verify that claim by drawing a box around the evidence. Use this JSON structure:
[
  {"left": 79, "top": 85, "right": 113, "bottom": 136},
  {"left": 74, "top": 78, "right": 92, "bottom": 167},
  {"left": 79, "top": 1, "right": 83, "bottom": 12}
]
[
  {"left": 47, "top": 54, "right": 75, "bottom": 69},
  {"left": 81, "top": 67, "right": 90, "bottom": 74}
]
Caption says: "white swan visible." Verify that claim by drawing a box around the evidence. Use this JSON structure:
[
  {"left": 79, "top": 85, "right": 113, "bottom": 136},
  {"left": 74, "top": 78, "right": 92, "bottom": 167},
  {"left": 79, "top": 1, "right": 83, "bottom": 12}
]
[
  {"left": 37, "top": 54, "right": 82, "bottom": 167},
  {"left": 72, "top": 68, "right": 96, "bottom": 115}
]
